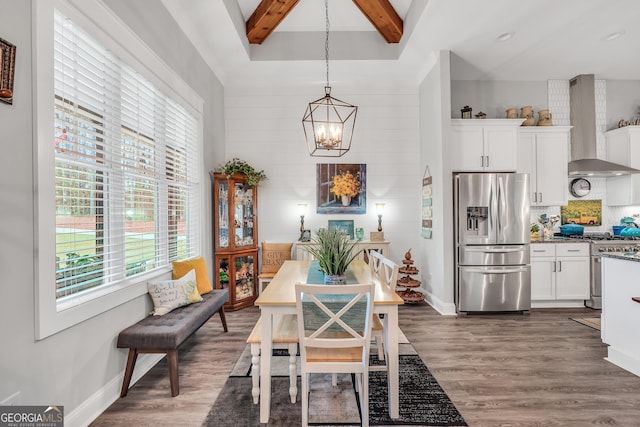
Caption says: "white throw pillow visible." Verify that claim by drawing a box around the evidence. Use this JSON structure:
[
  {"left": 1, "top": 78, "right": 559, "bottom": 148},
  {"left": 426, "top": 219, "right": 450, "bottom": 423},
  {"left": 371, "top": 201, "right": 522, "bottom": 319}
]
[{"left": 147, "top": 269, "right": 202, "bottom": 315}]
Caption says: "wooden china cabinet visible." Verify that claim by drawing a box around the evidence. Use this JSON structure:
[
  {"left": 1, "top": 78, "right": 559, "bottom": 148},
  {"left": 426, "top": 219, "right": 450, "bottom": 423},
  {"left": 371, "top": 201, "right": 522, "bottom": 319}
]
[{"left": 211, "top": 172, "right": 258, "bottom": 310}]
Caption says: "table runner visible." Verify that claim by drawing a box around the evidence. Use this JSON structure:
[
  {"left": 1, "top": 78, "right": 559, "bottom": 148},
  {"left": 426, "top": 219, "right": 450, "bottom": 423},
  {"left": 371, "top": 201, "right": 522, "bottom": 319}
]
[{"left": 305, "top": 260, "right": 359, "bottom": 284}]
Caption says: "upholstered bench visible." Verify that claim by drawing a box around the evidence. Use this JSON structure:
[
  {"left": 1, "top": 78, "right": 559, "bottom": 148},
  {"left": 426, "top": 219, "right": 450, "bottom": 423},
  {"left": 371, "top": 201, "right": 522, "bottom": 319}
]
[{"left": 117, "top": 289, "right": 229, "bottom": 397}]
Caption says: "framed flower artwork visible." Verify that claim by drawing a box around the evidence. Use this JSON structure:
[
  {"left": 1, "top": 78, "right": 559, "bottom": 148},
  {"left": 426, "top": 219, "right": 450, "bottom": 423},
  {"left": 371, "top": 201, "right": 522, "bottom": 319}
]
[{"left": 316, "top": 163, "right": 366, "bottom": 214}]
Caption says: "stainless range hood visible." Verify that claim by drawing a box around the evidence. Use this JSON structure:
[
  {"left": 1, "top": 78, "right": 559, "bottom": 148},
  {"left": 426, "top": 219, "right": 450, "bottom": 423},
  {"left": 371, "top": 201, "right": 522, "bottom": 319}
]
[{"left": 568, "top": 74, "right": 640, "bottom": 176}]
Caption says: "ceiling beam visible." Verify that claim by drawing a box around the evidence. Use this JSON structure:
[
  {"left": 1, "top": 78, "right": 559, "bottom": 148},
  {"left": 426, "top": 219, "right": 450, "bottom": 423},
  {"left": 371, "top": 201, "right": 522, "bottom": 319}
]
[
  {"left": 352, "top": 0, "right": 403, "bottom": 43},
  {"left": 246, "top": 0, "right": 300, "bottom": 44}
]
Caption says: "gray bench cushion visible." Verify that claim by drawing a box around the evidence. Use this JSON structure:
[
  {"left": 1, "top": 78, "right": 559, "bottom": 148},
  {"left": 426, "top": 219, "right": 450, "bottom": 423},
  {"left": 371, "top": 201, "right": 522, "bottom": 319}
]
[{"left": 117, "top": 289, "right": 228, "bottom": 350}]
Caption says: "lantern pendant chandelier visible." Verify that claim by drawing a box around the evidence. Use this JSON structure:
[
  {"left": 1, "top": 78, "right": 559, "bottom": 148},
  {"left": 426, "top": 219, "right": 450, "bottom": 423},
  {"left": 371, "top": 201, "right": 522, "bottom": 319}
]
[{"left": 302, "top": 0, "right": 358, "bottom": 157}]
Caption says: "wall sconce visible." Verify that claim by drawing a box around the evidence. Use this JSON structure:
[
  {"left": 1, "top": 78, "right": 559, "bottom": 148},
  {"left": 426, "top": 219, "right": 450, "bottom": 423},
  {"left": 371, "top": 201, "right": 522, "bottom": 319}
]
[{"left": 376, "top": 203, "right": 385, "bottom": 231}]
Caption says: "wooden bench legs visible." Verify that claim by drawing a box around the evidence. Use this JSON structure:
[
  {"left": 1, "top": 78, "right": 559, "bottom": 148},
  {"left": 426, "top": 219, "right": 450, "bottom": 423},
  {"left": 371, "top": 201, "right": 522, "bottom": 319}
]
[
  {"left": 250, "top": 342, "right": 298, "bottom": 404},
  {"left": 121, "top": 349, "right": 138, "bottom": 398},
  {"left": 219, "top": 307, "right": 229, "bottom": 332},
  {"left": 167, "top": 350, "right": 179, "bottom": 397},
  {"left": 120, "top": 348, "right": 180, "bottom": 397}
]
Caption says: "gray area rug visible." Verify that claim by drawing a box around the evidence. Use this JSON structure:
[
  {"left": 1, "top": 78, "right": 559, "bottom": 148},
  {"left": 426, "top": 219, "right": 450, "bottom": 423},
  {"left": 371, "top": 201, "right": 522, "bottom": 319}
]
[{"left": 203, "top": 343, "right": 467, "bottom": 426}]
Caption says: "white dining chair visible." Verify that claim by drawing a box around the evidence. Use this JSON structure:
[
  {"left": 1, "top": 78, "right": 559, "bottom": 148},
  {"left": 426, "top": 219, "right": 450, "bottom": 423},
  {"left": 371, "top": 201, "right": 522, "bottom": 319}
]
[
  {"left": 368, "top": 249, "right": 384, "bottom": 276},
  {"left": 295, "top": 282, "right": 375, "bottom": 427},
  {"left": 370, "top": 255, "right": 399, "bottom": 371}
]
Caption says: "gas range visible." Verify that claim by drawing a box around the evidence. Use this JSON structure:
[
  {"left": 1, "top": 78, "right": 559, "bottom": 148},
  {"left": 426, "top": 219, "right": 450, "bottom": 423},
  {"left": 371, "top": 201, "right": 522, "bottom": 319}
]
[{"left": 554, "top": 232, "right": 640, "bottom": 250}]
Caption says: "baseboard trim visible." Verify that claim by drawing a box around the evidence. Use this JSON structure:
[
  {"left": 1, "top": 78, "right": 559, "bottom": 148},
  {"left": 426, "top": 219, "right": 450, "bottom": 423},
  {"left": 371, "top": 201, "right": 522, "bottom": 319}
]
[
  {"left": 423, "top": 291, "right": 457, "bottom": 316},
  {"left": 606, "top": 347, "right": 640, "bottom": 378},
  {"left": 65, "top": 353, "right": 164, "bottom": 427},
  {"left": 531, "top": 300, "right": 587, "bottom": 309}
]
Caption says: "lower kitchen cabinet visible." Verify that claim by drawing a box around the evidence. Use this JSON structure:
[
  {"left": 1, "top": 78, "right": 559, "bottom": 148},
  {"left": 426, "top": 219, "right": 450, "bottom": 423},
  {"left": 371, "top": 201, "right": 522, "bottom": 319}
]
[{"left": 531, "top": 243, "right": 589, "bottom": 307}]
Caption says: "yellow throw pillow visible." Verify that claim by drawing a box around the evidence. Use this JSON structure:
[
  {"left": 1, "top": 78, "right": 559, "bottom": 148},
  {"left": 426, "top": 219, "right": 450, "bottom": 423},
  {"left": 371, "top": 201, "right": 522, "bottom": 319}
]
[
  {"left": 147, "top": 269, "right": 202, "bottom": 316},
  {"left": 261, "top": 242, "right": 293, "bottom": 274},
  {"left": 173, "top": 257, "right": 213, "bottom": 295}
]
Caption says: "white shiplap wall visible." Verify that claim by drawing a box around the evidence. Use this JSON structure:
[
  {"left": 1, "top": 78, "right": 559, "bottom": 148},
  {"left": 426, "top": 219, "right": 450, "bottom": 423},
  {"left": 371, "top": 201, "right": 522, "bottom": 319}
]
[{"left": 223, "top": 84, "right": 422, "bottom": 263}]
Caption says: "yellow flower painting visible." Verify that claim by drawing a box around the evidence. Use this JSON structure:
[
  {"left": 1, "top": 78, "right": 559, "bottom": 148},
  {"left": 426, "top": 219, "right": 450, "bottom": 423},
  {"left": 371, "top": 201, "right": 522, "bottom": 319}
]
[
  {"left": 316, "top": 163, "right": 367, "bottom": 214},
  {"left": 330, "top": 170, "right": 362, "bottom": 197}
]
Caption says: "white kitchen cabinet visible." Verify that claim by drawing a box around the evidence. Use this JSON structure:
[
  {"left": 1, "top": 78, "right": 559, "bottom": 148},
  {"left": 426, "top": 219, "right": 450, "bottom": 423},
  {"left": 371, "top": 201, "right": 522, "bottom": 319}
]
[
  {"left": 530, "top": 243, "right": 590, "bottom": 306},
  {"left": 518, "top": 127, "right": 571, "bottom": 206},
  {"left": 451, "top": 119, "right": 524, "bottom": 172},
  {"left": 605, "top": 126, "right": 640, "bottom": 206}
]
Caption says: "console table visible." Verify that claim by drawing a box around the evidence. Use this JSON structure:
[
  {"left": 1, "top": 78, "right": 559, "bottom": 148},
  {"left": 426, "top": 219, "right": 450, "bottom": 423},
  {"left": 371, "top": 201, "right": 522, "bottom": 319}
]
[{"left": 294, "top": 240, "right": 390, "bottom": 262}]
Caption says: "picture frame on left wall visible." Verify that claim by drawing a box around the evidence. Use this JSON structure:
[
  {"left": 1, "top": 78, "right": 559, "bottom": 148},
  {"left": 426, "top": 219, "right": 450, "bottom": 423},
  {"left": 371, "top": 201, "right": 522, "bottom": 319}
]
[{"left": 0, "top": 37, "right": 16, "bottom": 105}]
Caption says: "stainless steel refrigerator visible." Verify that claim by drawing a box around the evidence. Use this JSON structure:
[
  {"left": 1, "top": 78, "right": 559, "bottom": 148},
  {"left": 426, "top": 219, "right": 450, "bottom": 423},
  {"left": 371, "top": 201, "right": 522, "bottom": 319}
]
[{"left": 454, "top": 173, "right": 531, "bottom": 313}]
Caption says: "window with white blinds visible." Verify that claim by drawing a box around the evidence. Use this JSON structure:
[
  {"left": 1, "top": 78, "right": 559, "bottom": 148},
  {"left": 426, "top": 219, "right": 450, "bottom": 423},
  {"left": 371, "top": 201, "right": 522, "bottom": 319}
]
[{"left": 53, "top": 9, "right": 200, "bottom": 299}]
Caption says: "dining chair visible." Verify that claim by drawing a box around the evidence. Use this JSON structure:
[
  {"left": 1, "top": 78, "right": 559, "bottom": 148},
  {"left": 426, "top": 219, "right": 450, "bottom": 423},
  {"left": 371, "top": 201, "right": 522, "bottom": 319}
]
[
  {"left": 258, "top": 242, "right": 292, "bottom": 294},
  {"left": 369, "top": 257, "right": 400, "bottom": 371},
  {"left": 368, "top": 249, "right": 384, "bottom": 276},
  {"left": 368, "top": 252, "right": 399, "bottom": 368},
  {"left": 295, "top": 282, "right": 375, "bottom": 427}
]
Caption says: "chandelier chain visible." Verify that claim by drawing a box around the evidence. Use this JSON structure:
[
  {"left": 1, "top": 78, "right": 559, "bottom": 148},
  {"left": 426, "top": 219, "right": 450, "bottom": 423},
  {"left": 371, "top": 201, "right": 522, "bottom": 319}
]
[{"left": 325, "top": 0, "right": 330, "bottom": 87}]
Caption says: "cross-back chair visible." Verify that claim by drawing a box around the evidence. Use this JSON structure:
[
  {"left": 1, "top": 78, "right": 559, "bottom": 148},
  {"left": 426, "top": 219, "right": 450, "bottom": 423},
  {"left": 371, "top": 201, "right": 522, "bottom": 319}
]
[
  {"left": 369, "top": 255, "right": 399, "bottom": 371},
  {"left": 295, "top": 282, "right": 375, "bottom": 427}
]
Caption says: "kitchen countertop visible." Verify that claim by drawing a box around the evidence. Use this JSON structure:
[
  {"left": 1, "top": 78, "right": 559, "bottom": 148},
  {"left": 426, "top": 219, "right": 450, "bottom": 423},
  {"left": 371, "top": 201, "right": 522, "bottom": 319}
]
[{"left": 530, "top": 236, "right": 590, "bottom": 244}]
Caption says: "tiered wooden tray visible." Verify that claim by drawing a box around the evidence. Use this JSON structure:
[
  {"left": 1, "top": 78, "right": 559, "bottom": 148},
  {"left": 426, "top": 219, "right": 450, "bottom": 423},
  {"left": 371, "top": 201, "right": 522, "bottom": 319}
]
[{"left": 396, "top": 249, "right": 425, "bottom": 303}]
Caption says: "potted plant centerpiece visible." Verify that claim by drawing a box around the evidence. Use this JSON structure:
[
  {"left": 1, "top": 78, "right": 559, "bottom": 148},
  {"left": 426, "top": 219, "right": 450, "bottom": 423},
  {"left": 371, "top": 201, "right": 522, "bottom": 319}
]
[{"left": 305, "top": 228, "right": 360, "bottom": 285}]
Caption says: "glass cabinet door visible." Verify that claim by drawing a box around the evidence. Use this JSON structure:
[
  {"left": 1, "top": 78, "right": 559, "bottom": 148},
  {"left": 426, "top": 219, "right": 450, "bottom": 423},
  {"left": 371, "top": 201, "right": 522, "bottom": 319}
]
[
  {"left": 217, "top": 182, "right": 229, "bottom": 249},
  {"left": 234, "top": 253, "right": 255, "bottom": 301},
  {"left": 217, "top": 256, "right": 230, "bottom": 291},
  {"left": 234, "top": 182, "right": 255, "bottom": 247}
]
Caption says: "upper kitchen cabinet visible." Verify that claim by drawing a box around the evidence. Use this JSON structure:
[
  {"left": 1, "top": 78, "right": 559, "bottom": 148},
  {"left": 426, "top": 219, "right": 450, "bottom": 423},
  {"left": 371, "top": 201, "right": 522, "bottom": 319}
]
[
  {"left": 451, "top": 119, "right": 524, "bottom": 172},
  {"left": 518, "top": 126, "right": 572, "bottom": 206},
  {"left": 606, "top": 127, "right": 640, "bottom": 206}
]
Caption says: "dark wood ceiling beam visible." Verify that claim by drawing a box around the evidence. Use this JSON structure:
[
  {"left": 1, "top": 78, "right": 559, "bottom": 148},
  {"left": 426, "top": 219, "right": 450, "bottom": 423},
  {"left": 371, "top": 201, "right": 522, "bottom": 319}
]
[
  {"left": 246, "top": 0, "right": 300, "bottom": 44},
  {"left": 352, "top": 0, "right": 403, "bottom": 43}
]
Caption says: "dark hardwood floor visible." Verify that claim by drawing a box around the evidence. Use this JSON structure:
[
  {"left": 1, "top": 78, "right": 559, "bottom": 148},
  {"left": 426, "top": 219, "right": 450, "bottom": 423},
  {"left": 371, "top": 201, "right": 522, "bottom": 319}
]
[{"left": 92, "top": 304, "right": 640, "bottom": 426}]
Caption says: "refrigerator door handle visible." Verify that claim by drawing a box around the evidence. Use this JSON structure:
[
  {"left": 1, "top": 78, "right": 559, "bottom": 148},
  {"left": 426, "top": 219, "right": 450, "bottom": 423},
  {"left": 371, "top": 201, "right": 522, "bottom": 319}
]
[
  {"left": 489, "top": 177, "right": 497, "bottom": 237},
  {"left": 463, "top": 267, "right": 529, "bottom": 274},
  {"left": 497, "top": 176, "right": 505, "bottom": 235},
  {"left": 463, "top": 246, "right": 525, "bottom": 253}
]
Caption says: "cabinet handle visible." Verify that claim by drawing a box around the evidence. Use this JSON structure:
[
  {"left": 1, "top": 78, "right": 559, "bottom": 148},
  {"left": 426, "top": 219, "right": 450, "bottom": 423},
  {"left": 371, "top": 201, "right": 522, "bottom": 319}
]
[
  {"left": 538, "top": 192, "right": 542, "bottom": 203},
  {"left": 552, "top": 261, "right": 556, "bottom": 272},
  {"left": 566, "top": 249, "right": 581, "bottom": 252},
  {"left": 481, "top": 156, "right": 485, "bottom": 167},
  {"left": 557, "top": 261, "right": 562, "bottom": 272},
  {"left": 486, "top": 156, "right": 490, "bottom": 167},
  {"left": 632, "top": 297, "right": 640, "bottom": 304},
  {"left": 533, "top": 192, "right": 537, "bottom": 203}
]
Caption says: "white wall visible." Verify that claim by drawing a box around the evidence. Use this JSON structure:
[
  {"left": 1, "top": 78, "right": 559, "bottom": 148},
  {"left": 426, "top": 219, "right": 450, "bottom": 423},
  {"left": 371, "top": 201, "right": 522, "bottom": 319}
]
[
  {"left": 0, "top": 0, "right": 224, "bottom": 424},
  {"left": 418, "top": 51, "right": 456, "bottom": 315},
  {"left": 223, "top": 83, "right": 422, "bottom": 265}
]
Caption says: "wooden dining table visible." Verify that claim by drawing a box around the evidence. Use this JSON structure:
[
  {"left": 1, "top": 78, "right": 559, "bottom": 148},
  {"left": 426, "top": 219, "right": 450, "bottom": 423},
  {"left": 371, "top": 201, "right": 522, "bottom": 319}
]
[{"left": 254, "top": 259, "right": 404, "bottom": 423}]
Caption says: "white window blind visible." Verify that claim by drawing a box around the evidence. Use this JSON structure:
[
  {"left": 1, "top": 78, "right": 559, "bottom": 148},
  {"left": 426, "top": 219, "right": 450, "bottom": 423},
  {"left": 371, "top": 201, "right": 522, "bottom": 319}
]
[{"left": 53, "top": 9, "right": 200, "bottom": 299}]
